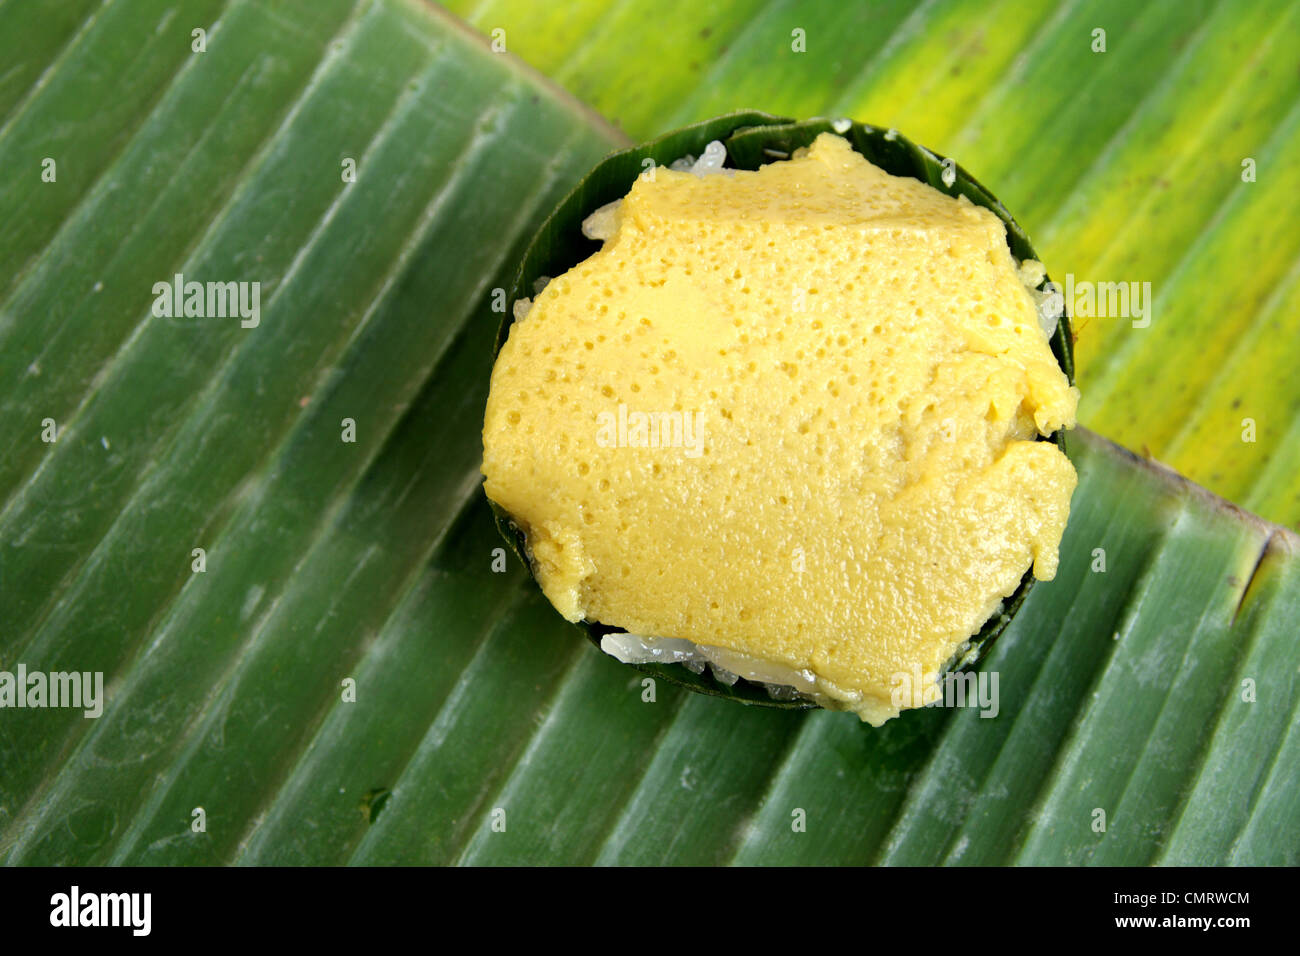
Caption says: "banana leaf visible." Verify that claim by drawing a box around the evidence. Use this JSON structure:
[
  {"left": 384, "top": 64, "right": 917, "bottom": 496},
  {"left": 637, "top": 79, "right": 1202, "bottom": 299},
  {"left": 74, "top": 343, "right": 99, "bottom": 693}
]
[{"left": 0, "top": 0, "right": 1295, "bottom": 866}]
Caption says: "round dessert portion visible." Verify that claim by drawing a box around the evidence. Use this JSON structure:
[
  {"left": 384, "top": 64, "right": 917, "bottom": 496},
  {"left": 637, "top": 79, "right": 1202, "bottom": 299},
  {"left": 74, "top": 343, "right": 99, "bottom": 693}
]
[{"left": 482, "top": 131, "right": 1078, "bottom": 725}]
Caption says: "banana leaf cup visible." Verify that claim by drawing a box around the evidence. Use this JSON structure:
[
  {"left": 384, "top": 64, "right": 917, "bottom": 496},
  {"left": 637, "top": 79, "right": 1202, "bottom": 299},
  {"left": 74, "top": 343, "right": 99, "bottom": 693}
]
[{"left": 486, "top": 110, "right": 1075, "bottom": 712}]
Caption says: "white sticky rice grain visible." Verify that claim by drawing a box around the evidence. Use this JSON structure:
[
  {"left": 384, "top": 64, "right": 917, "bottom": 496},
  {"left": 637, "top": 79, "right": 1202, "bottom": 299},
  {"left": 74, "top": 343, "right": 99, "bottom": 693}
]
[
  {"left": 689, "top": 140, "right": 729, "bottom": 177},
  {"left": 581, "top": 201, "right": 621, "bottom": 241},
  {"left": 600, "top": 632, "right": 823, "bottom": 704}
]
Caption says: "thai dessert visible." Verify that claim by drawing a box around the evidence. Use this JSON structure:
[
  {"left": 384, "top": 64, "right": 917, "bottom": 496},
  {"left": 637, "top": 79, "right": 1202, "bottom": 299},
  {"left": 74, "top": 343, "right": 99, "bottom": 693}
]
[{"left": 482, "top": 131, "right": 1077, "bottom": 724}]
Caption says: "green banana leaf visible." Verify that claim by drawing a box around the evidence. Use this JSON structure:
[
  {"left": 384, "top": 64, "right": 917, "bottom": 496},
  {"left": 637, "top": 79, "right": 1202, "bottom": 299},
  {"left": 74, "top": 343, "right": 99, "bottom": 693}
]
[{"left": 0, "top": 0, "right": 1296, "bottom": 866}]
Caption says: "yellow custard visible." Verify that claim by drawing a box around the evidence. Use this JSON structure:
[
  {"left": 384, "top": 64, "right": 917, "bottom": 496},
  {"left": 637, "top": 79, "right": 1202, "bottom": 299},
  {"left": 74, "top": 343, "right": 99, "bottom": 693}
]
[{"left": 482, "top": 132, "right": 1078, "bottom": 724}]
